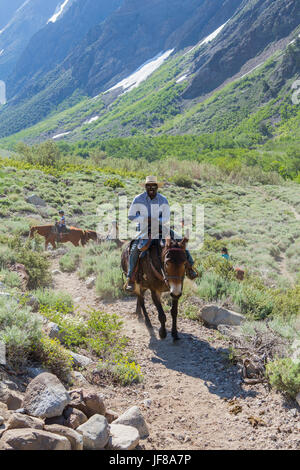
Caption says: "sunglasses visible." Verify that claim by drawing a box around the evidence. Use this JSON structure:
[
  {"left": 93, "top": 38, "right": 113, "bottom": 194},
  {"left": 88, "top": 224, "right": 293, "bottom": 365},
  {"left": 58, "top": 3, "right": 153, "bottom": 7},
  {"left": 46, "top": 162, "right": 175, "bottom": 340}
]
[{"left": 146, "top": 185, "right": 158, "bottom": 190}]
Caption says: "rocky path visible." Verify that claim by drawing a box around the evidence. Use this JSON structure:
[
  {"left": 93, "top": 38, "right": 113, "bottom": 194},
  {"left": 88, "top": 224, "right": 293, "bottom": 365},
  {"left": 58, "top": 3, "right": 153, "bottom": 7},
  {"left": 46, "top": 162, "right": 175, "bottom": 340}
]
[{"left": 51, "top": 257, "right": 300, "bottom": 450}]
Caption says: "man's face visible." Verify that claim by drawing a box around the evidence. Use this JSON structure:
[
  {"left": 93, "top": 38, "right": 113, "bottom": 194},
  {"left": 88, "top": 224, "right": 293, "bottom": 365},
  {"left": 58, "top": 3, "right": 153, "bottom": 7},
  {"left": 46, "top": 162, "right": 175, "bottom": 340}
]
[{"left": 146, "top": 184, "right": 158, "bottom": 199}]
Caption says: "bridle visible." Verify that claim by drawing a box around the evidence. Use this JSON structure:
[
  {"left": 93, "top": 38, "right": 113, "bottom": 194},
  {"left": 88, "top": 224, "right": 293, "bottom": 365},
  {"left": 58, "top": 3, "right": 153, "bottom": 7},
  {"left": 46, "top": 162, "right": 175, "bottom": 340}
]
[{"left": 150, "top": 246, "right": 187, "bottom": 288}]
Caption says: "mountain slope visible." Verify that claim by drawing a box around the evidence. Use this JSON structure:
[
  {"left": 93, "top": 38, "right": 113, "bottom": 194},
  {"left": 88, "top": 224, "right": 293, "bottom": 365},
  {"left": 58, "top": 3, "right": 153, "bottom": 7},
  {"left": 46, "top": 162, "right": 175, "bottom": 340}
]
[
  {"left": 183, "top": 0, "right": 300, "bottom": 99},
  {"left": 7, "top": 0, "right": 124, "bottom": 98},
  {"left": 0, "top": 0, "right": 243, "bottom": 136},
  {"left": 0, "top": 0, "right": 24, "bottom": 29},
  {"left": 0, "top": 0, "right": 60, "bottom": 80}
]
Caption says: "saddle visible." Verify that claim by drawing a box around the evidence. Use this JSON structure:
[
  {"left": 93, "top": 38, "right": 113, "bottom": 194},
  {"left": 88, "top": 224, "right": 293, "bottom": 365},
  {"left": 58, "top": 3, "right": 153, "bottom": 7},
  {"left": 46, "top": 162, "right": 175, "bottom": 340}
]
[{"left": 122, "top": 240, "right": 163, "bottom": 284}]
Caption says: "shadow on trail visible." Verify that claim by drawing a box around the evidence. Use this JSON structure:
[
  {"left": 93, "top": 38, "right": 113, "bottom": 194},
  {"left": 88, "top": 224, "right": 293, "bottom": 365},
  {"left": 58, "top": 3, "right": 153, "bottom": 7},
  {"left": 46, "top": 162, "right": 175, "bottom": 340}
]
[{"left": 147, "top": 326, "right": 258, "bottom": 401}]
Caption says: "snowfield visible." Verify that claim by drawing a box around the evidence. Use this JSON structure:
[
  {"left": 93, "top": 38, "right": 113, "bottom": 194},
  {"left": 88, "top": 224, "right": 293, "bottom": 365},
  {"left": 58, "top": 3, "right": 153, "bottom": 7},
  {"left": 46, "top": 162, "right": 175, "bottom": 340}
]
[
  {"left": 106, "top": 49, "right": 174, "bottom": 94},
  {"left": 48, "top": 0, "right": 73, "bottom": 24},
  {"left": 52, "top": 131, "right": 71, "bottom": 140}
]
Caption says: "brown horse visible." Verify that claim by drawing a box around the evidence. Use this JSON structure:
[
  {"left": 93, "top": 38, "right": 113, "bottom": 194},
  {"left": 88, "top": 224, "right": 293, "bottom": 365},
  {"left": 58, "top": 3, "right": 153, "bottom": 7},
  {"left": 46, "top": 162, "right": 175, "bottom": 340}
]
[
  {"left": 121, "top": 237, "right": 188, "bottom": 341},
  {"left": 29, "top": 225, "right": 87, "bottom": 250},
  {"left": 84, "top": 230, "right": 98, "bottom": 243}
]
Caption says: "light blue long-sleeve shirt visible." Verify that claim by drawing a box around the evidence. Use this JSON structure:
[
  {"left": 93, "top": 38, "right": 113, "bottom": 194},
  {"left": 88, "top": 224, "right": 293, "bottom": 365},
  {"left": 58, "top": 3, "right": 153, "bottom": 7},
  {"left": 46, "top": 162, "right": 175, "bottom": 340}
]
[{"left": 128, "top": 192, "right": 170, "bottom": 240}]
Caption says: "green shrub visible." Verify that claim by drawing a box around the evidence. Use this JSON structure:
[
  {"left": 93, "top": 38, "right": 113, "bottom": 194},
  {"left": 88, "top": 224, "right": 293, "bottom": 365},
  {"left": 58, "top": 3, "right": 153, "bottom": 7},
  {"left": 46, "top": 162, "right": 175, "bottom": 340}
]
[
  {"left": 266, "top": 357, "right": 300, "bottom": 398},
  {"left": 97, "top": 356, "right": 143, "bottom": 386},
  {"left": 104, "top": 178, "right": 125, "bottom": 189},
  {"left": 33, "top": 336, "right": 74, "bottom": 382},
  {"left": 0, "top": 269, "right": 21, "bottom": 288},
  {"left": 35, "top": 289, "right": 74, "bottom": 313},
  {"left": 59, "top": 251, "right": 81, "bottom": 273},
  {"left": 171, "top": 174, "right": 194, "bottom": 188},
  {"left": 0, "top": 297, "right": 42, "bottom": 369}
]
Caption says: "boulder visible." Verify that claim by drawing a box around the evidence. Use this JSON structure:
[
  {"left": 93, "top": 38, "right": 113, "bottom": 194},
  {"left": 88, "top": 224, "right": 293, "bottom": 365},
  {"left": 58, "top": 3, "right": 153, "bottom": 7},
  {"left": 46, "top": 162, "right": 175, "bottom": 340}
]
[
  {"left": 106, "top": 424, "right": 140, "bottom": 450},
  {"left": 63, "top": 406, "right": 88, "bottom": 430},
  {"left": 44, "top": 425, "right": 83, "bottom": 450},
  {"left": 45, "top": 322, "right": 66, "bottom": 343},
  {"left": 0, "top": 385, "right": 23, "bottom": 410},
  {"left": 69, "top": 389, "right": 106, "bottom": 418},
  {"left": 0, "top": 428, "right": 71, "bottom": 450},
  {"left": 6, "top": 413, "right": 44, "bottom": 430},
  {"left": 76, "top": 414, "right": 110, "bottom": 450},
  {"left": 296, "top": 392, "right": 300, "bottom": 407},
  {"left": 113, "top": 406, "right": 149, "bottom": 439},
  {"left": 105, "top": 409, "right": 119, "bottom": 424},
  {"left": 69, "top": 352, "right": 93, "bottom": 368},
  {"left": 26, "top": 195, "right": 47, "bottom": 207},
  {"left": 200, "top": 305, "right": 245, "bottom": 328},
  {"left": 85, "top": 277, "right": 96, "bottom": 289},
  {"left": 23, "top": 373, "right": 70, "bottom": 419}
]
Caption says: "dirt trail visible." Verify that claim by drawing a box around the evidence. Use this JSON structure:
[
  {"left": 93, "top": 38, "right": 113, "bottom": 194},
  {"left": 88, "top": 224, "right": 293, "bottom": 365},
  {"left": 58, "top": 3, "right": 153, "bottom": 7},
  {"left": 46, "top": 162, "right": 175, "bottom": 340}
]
[{"left": 51, "top": 257, "right": 300, "bottom": 450}]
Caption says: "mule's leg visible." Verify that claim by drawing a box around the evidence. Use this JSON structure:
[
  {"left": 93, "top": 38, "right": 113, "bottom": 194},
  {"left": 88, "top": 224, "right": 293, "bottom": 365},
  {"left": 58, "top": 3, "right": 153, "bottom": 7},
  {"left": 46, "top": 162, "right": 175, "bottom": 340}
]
[
  {"left": 135, "top": 297, "right": 143, "bottom": 321},
  {"left": 171, "top": 297, "right": 180, "bottom": 341},
  {"left": 151, "top": 290, "right": 167, "bottom": 339},
  {"left": 138, "top": 293, "right": 153, "bottom": 331}
]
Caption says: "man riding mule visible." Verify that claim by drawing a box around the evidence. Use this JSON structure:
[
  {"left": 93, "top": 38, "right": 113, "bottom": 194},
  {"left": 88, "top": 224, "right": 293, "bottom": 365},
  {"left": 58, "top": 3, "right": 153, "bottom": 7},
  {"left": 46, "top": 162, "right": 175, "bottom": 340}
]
[
  {"left": 121, "top": 176, "right": 198, "bottom": 341},
  {"left": 125, "top": 176, "right": 198, "bottom": 293}
]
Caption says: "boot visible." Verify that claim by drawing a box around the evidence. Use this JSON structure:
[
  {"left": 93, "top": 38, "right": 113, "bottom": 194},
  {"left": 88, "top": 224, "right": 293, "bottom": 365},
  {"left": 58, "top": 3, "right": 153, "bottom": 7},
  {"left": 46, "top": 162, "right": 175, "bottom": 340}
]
[
  {"left": 125, "top": 278, "right": 135, "bottom": 292},
  {"left": 186, "top": 264, "right": 198, "bottom": 280}
]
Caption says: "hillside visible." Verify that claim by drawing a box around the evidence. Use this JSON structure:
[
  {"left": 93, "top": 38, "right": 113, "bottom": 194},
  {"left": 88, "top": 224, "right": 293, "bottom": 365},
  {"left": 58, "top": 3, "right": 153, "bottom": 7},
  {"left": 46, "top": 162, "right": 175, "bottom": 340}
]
[{"left": 0, "top": 154, "right": 299, "bottom": 450}]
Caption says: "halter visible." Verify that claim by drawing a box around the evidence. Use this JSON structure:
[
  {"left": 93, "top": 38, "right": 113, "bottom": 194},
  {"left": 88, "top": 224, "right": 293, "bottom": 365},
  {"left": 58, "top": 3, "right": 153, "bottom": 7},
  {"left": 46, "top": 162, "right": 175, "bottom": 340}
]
[{"left": 159, "top": 246, "right": 187, "bottom": 287}]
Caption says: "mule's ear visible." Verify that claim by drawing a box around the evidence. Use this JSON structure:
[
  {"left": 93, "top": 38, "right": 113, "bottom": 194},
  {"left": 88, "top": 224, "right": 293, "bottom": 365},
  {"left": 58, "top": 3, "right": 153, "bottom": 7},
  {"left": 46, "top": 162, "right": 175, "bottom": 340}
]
[
  {"left": 166, "top": 237, "right": 172, "bottom": 248},
  {"left": 179, "top": 237, "right": 189, "bottom": 249}
]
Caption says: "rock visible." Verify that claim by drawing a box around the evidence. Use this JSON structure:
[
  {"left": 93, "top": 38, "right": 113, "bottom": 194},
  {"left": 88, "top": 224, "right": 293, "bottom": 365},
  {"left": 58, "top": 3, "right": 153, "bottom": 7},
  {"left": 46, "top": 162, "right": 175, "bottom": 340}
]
[
  {"left": 0, "top": 402, "right": 10, "bottom": 421},
  {"left": 105, "top": 409, "right": 119, "bottom": 424},
  {"left": 106, "top": 424, "right": 140, "bottom": 450},
  {"left": 113, "top": 406, "right": 149, "bottom": 439},
  {"left": 69, "top": 389, "right": 106, "bottom": 418},
  {"left": 26, "top": 195, "right": 47, "bottom": 207},
  {"left": 76, "top": 414, "right": 110, "bottom": 450},
  {"left": 63, "top": 406, "right": 88, "bottom": 430},
  {"left": 51, "top": 269, "right": 62, "bottom": 276},
  {"left": 0, "top": 416, "right": 3, "bottom": 426},
  {"left": 69, "top": 352, "right": 93, "bottom": 368},
  {"left": 26, "top": 367, "right": 47, "bottom": 379},
  {"left": 85, "top": 277, "right": 96, "bottom": 289},
  {"left": 23, "top": 295, "right": 39, "bottom": 312},
  {"left": 74, "top": 297, "right": 82, "bottom": 303},
  {"left": 0, "top": 385, "right": 23, "bottom": 410},
  {"left": 0, "top": 428, "right": 71, "bottom": 450},
  {"left": 6, "top": 413, "right": 44, "bottom": 430},
  {"left": 23, "top": 373, "right": 70, "bottom": 419},
  {"left": 45, "top": 322, "right": 66, "bottom": 343},
  {"left": 44, "top": 425, "right": 83, "bottom": 450},
  {"left": 296, "top": 392, "right": 300, "bottom": 407},
  {"left": 9, "top": 263, "right": 29, "bottom": 290},
  {"left": 200, "top": 305, "right": 245, "bottom": 328},
  {"left": 45, "top": 415, "right": 65, "bottom": 427},
  {"left": 71, "top": 371, "right": 90, "bottom": 387}
]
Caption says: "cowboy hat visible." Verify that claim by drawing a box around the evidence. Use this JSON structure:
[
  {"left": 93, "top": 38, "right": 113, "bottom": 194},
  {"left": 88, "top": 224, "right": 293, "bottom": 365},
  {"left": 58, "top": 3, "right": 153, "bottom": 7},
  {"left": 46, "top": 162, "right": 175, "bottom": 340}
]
[{"left": 141, "top": 176, "right": 163, "bottom": 187}]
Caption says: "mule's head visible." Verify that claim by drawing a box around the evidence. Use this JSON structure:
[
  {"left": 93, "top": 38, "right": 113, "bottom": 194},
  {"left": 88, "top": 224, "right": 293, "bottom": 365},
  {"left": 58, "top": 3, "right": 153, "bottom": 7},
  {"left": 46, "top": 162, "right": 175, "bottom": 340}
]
[{"left": 162, "top": 237, "right": 188, "bottom": 298}]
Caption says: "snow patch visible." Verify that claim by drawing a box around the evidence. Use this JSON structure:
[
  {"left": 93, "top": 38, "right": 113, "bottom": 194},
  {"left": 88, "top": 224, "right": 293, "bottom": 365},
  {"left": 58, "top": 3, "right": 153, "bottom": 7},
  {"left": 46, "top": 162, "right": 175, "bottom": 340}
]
[
  {"left": 0, "top": 49, "right": 4, "bottom": 56},
  {"left": 106, "top": 49, "right": 174, "bottom": 94},
  {"left": 176, "top": 75, "right": 188, "bottom": 83},
  {"left": 84, "top": 116, "right": 99, "bottom": 125},
  {"left": 199, "top": 22, "right": 228, "bottom": 46},
  {"left": 288, "top": 33, "right": 300, "bottom": 46},
  {"left": 48, "top": 0, "right": 73, "bottom": 24},
  {"left": 52, "top": 132, "right": 70, "bottom": 140},
  {"left": 183, "top": 20, "right": 230, "bottom": 57},
  {"left": 0, "top": 81, "right": 6, "bottom": 105}
]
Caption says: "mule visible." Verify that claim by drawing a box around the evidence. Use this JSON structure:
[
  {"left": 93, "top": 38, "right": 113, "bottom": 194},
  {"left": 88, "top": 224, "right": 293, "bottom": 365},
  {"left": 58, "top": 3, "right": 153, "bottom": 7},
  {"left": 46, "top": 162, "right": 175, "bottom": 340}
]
[
  {"left": 121, "top": 237, "right": 188, "bottom": 341},
  {"left": 29, "top": 225, "right": 87, "bottom": 250}
]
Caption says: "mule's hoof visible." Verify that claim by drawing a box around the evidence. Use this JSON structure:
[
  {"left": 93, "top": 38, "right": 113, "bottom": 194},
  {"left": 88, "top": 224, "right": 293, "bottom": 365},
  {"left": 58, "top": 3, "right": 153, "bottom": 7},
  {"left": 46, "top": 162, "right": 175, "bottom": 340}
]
[{"left": 159, "top": 328, "right": 167, "bottom": 339}]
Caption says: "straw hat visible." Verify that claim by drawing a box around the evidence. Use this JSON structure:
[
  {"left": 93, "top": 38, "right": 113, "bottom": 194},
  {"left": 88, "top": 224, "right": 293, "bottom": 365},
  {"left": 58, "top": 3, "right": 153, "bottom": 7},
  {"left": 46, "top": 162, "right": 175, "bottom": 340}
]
[{"left": 142, "top": 176, "right": 163, "bottom": 187}]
